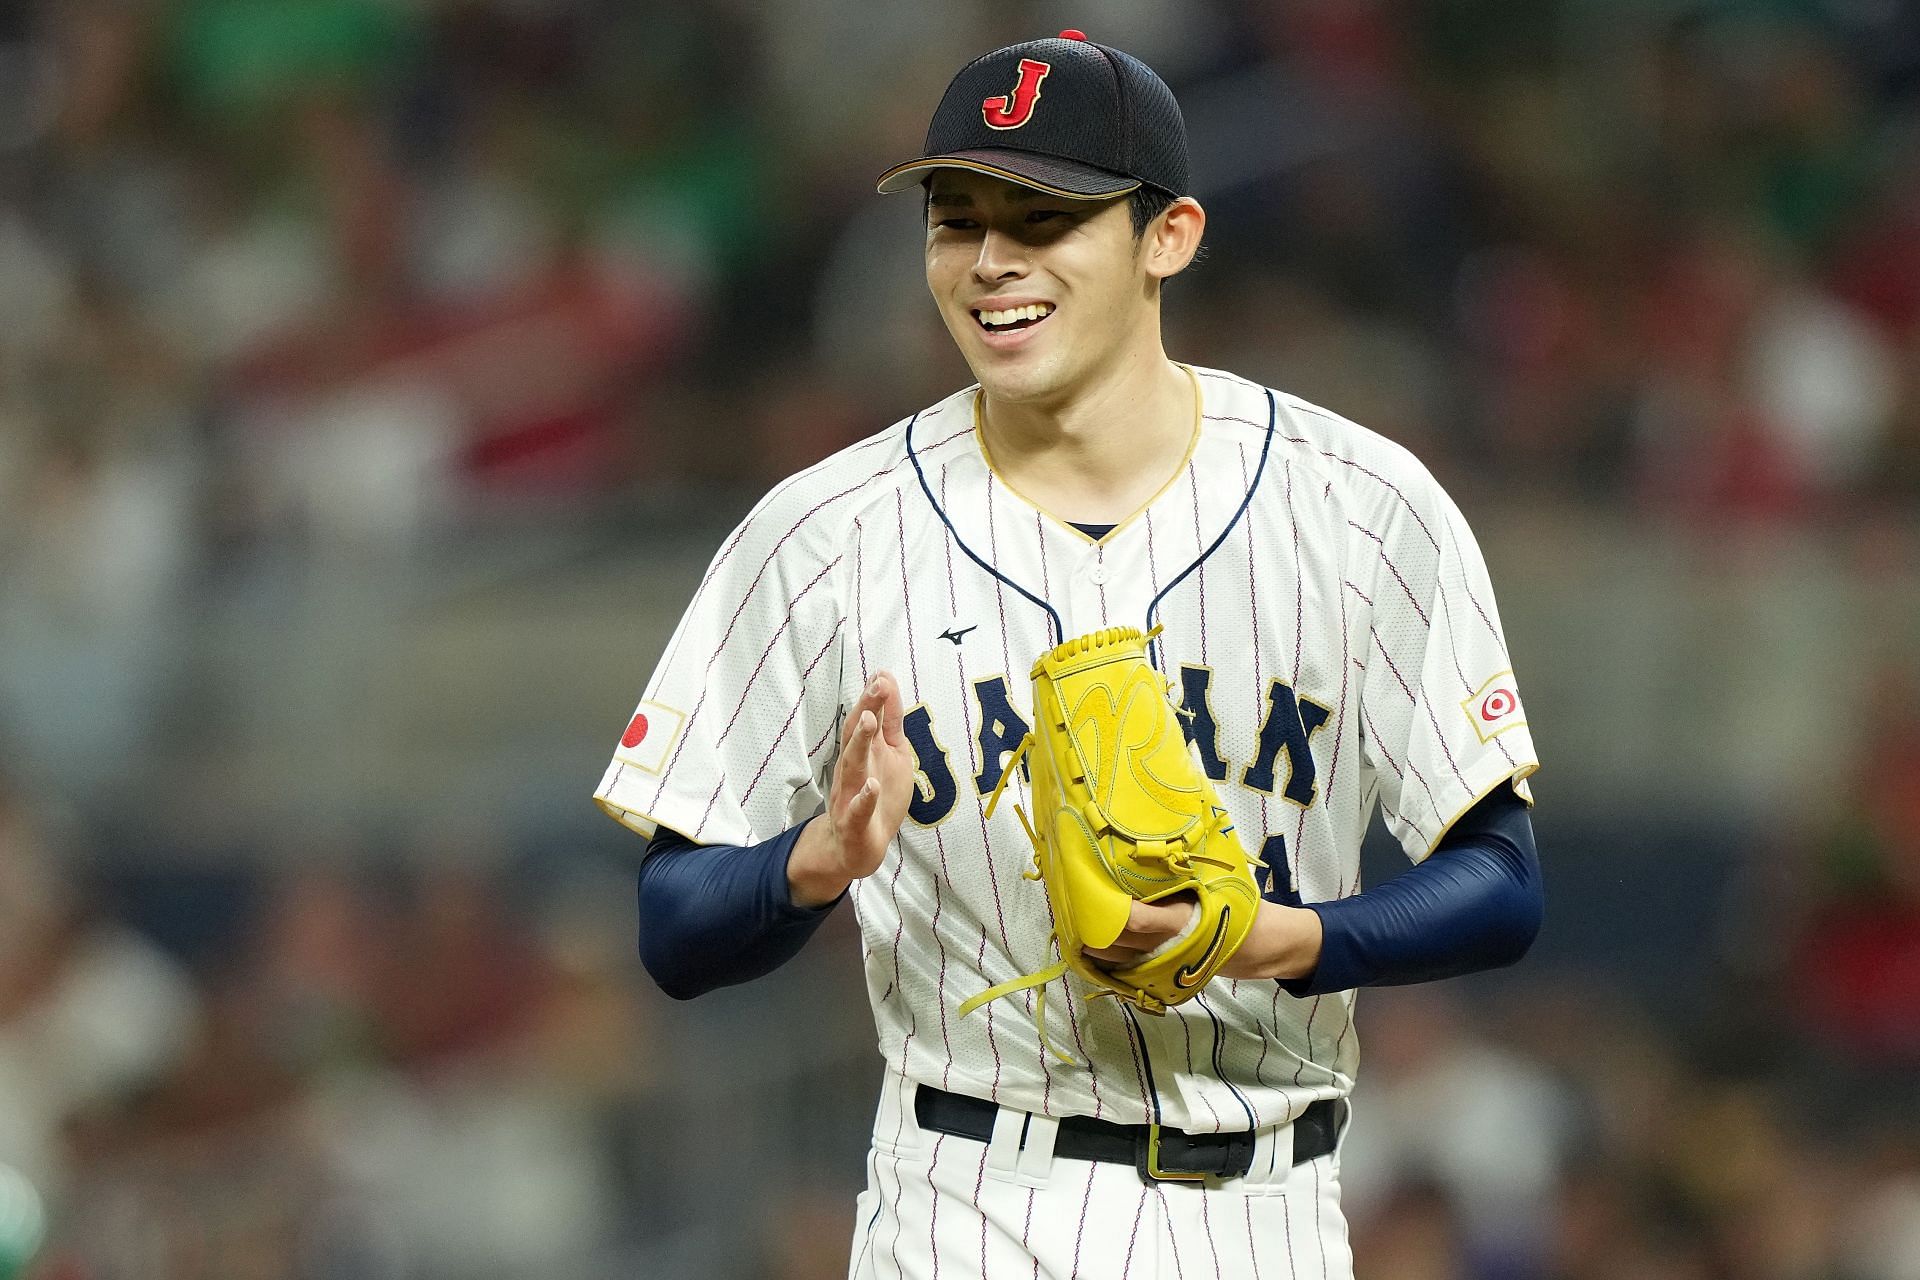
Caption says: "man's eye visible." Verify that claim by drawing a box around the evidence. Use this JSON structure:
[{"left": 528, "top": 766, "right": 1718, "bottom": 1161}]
[
  {"left": 1026, "top": 210, "right": 1071, "bottom": 223},
  {"left": 933, "top": 218, "right": 978, "bottom": 230}
]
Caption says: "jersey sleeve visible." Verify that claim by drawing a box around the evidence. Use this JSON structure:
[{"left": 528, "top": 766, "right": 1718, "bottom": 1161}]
[
  {"left": 1355, "top": 470, "right": 1538, "bottom": 861},
  {"left": 593, "top": 501, "right": 848, "bottom": 848}
]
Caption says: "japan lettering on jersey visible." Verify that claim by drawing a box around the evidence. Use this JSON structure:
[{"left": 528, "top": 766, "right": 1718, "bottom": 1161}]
[{"left": 595, "top": 364, "right": 1539, "bottom": 1133}]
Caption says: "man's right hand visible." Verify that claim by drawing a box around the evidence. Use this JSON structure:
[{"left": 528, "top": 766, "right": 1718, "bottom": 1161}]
[{"left": 788, "top": 671, "right": 917, "bottom": 907}]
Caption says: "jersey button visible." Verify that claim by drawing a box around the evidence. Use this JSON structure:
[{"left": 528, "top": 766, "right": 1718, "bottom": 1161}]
[{"left": 1087, "top": 561, "right": 1110, "bottom": 585}]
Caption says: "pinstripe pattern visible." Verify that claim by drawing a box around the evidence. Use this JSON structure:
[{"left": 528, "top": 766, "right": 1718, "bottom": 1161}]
[
  {"left": 1357, "top": 702, "right": 1406, "bottom": 781},
  {"left": 1346, "top": 523, "right": 1429, "bottom": 625},
  {"left": 925, "top": 1134, "right": 945, "bottom": 1279},
  {"left": 1239, "top": 445, "right": 1280, "bottom": 1091},
  {"left": 851, "top": 1072, "right": 1355, "bottom": 1277},
  {"left": 1069, "top": 1163, "right": 1098, "bottom": 1277},
  {"left": 649, "top": 433, "right": 892, "bottom": 694},
  {"left": 1111, "top": 1185, "right": 1140, "bottom": 1277},
  {"left": 851, "top": 1151, "right": 883, "bottom": 1278},
  {"left": 1236, "top": 453, "right": 1272, "bottom": 910},
  {"left": 887, "top": 1148, "right": 908, "bottom": 1279},
  {"left": 667, "top": 554, "right": 836, "bottom": 831},
  {"left": 864, "top": 513, "right": 909, "bottom": 1010},
  {"left": 1279, "top": 455, "right": 1326, "bottom": 1091},
  {"left": 1312, "top": 1158, "right": 1329, "bottom": 1279},
  {"left": 998, "top": 487, "right": 1097, "bottom": 1111},
  {"left": 649, "top": 438, "right": 964, "bottom": 819},
  {"left": 1367, "top": 630, "right": 1449, "bottom": 825},
  {"left": 1160, "top": 1185, "right": 1187, "bottom": 1280},
  {"left": 1283, "top": 1179, "right": 1299, "bottom": 1275},
  {"left": 1023, "top": 1188, "right": 1036, "bottom": 1279},
  {"left": 898, "top": 489, "right": 963, "bottom": 1088},
  {"left": 1096, "top": 540, "right": 1110, "bottom": 622},
  {"left": 598, "top": 369, "right": 1536, "bottom": 1207},
  {"left": 1437, "top": 575, "right": 1519, "bottom": 770},
  {"left": 1200, "top": 1189, "right": 1224, "bottom": 1278},
  {"left": 940, "top": 464, "right": 1011, "bottom": 1100},
  {"left": 700, "top": 554, "right": 839, "bottom": 751},
  {"left": 1245, "top": 1195, "right": 1265, "bottom": 1280},
  {"left": 1189, "top": 465, "right": 1210, "bottom": 663},
  {"left": 736, "top": 623, "right": 845, "bottom": 816},
  {"left": 1177, "top": 1010, "right": 1223, "bottom": 1128},
  {"left": 973, "top": 1145, "right": 989, "bottom": 1276},
  {"left": 1120, "top": 990, "right": 1156, "bottom": 1121}
]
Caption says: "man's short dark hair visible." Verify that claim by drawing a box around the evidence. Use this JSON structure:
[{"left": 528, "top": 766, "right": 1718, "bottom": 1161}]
[{"left": 1129, "top": 186, "right": 1177, "bottom": 239}]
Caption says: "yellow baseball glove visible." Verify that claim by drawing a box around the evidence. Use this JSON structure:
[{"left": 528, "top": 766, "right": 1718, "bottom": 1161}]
[{"left": 959, "top": 625, "right": 1263, "bottom": 1057}]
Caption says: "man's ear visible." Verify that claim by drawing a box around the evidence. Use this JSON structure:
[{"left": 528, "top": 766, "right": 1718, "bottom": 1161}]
[{"left": 1145, "top": 198, "right": 1206, "bottom": 281}]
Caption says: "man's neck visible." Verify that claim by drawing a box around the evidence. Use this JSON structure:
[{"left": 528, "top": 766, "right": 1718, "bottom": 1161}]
[{"left": 978, "top": 352, "right": 1195, "bottom": 525}]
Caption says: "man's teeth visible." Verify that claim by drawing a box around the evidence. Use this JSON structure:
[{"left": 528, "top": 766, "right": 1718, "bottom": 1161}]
[{"left": 977, "top": 303, "right": 1055, "bottom": 328}]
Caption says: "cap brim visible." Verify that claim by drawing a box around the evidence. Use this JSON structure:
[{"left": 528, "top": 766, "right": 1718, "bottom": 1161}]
[{"left": 875, "top": 149, "right": 1141, "bottom": 199}]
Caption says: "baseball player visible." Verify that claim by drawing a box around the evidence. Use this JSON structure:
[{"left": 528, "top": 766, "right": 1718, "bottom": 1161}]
[{"left": 595, "top": 31, "right": 1543, "bottom": 1279}]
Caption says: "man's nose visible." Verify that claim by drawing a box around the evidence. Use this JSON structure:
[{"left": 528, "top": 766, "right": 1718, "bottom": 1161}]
[{"left": 972, "top": 226, "right": 1028, "bottom": 281}]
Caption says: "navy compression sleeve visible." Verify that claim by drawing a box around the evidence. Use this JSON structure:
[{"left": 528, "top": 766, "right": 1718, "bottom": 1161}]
[
  {"left": 1281, "top": 781, "right": 1543, "bottom": 997},
  {"left": 636, "top": 822, "right": 840, "bottom": 1000}
]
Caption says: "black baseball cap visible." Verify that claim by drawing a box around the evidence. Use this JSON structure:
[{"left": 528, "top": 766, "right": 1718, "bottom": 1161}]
[{"left": 876, "top": 30, "right": 1188, "bottom": 201}]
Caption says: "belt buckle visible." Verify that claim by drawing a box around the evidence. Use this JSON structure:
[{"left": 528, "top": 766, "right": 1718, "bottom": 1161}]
[{"left": 1135, "top": 1122, "right": 1255, "bottom": 1184}]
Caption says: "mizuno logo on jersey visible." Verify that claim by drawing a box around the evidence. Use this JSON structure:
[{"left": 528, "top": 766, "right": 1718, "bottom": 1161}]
[{"left": 938, "top": 624, "right": 978, "bottom": 646}]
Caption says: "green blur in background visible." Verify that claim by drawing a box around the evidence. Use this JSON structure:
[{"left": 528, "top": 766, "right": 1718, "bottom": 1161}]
[
  {"left": 0, "top": 1, "right": 1917, "bottom": 1278},
  {"left": 0, "top": 1165, "right": 44, "bottom": 1280}
]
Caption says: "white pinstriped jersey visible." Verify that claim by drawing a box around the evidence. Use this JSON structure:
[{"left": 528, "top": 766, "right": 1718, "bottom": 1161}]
[{"left": 595, "top": 364, "right": 1539, "bottom": 1133}]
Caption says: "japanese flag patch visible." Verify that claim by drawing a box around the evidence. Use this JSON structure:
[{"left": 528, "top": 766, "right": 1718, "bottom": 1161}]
[
  {"left": 614, "top": 700, "right": 685, "bottom": 774},
  {"left": 1461, "top": 672, "right": 1526, "bottom": 743}
]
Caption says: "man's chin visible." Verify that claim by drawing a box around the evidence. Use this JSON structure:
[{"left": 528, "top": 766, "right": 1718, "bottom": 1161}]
[{"left": 969, "top": 356, "right": 1071, "bottom": 407}]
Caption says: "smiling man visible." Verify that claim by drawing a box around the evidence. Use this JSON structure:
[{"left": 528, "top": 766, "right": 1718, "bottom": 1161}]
[{"left": 595, "top": 30, "right": 1544, "bottom": 1279}]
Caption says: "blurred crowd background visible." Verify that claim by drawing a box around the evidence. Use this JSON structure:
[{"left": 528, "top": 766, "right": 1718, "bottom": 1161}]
[{"left": 1, "top": 0, "right": 1918, "bottom": 1277}]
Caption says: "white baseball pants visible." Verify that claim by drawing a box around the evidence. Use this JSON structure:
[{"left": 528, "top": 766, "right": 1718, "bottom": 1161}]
[{"left": 848, "top": 1070, "right": 1355, "bottom": 1280}]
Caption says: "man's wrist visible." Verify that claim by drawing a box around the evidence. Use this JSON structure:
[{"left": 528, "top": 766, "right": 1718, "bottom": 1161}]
[
  {"left": 787, "top": 816, "right": 853, "bottom": 909},
  {"left": 1237, "top": 902, "right": 1324, "bottom": 981}
]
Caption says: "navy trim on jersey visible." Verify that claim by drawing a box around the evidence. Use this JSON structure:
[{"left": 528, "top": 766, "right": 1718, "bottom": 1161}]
[
  {"left": 1196, "top": 994, "right": 1259, "bottom": 1133},
  {"left": 907, "top": 406, "right": 1066, "bottom": 645},
  {"left": 1120, "top": 997, "right": 1259, "bottom": 1144},
  {"left": 1144, "top": 387, "right": 1278, "bottom": 670}
]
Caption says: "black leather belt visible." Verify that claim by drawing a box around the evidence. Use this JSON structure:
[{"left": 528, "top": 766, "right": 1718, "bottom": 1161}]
[{"left": 914, "top": 1086, "right": 1345, "bottom": 1184}]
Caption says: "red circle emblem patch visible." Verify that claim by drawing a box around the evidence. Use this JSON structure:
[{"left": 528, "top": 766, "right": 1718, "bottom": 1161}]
[
  {"left": 621, "top": 713, "right": 650, "bottom": 748},
  {"left": 1480, "top": 689, "right": 1516, "bottom": 722}
]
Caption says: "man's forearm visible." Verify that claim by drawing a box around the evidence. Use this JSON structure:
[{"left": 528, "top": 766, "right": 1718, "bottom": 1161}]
[
  {"left": 787, "top": 816, "right": 857, "bottom": 909},
  {"left": 1279, "top": 781, "right": 1543, "bottom": 996},
  {"left": 637, "top": 822, "right": 842, "bottom": 1000}
]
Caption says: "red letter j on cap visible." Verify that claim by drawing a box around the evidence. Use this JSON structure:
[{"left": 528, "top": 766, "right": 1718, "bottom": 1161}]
[{"left": 982, "top": 59, "right": 1051, "bottom": 130}]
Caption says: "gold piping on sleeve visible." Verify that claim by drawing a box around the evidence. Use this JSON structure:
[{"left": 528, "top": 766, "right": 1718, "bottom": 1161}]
[
  {"left": 1418, "top": 762, "right": 1539, "bottom": 861},
  {"left": 971, "top": 362, "right": 1205, "bottom": 546},
  {"left": 593, "top": 793, "right": 662, "bottom": 839}
]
